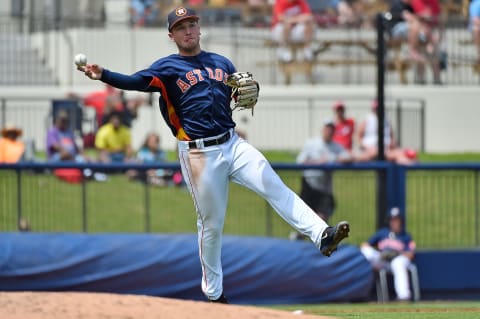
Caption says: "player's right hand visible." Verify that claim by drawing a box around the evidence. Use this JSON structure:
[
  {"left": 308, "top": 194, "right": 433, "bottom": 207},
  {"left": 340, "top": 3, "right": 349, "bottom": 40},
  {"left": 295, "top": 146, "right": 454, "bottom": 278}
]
[{"left": 78, "top": 64, "right": 104, "bottom": 80}]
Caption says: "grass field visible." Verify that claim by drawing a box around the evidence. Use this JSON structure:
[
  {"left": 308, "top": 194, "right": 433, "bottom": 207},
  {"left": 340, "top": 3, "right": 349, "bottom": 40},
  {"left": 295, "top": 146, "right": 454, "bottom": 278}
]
[{"left": 273, "top": 301, "right": 480, "bottom": 319}]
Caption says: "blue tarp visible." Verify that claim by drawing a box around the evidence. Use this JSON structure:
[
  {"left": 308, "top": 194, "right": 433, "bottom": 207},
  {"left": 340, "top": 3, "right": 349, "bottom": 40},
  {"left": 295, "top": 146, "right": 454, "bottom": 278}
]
[{"left": 0, "top": 233, "right": 373, "bottom": 304}]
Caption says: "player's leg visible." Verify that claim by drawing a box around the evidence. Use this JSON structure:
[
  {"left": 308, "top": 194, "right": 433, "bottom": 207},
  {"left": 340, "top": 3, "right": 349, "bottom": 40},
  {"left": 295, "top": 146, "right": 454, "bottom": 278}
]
[
  {"left": 272, "top": 23, "right": 293, "bottom": 62},
  {"left": 390, "top": 255, "right": 412, "bottom": 300},
  {"left": 228, "top": 136, "right": 341, "bottom": 250},
  {"left": 177, "top": 144, "right": 229, "bottom": 301}
]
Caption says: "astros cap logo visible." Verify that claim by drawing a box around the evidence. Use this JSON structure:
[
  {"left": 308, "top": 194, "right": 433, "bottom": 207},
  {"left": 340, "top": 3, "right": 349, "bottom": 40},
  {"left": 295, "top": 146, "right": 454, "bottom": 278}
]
[{"left": 176, "top": 7, "right": 187, "bottom": 17}]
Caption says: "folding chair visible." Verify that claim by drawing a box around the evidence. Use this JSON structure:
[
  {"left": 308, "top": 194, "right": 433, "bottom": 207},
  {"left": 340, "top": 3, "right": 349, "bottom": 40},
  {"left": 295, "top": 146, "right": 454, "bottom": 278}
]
[{"left": 376, "top": 263, "right": 421, "bottom": 303}]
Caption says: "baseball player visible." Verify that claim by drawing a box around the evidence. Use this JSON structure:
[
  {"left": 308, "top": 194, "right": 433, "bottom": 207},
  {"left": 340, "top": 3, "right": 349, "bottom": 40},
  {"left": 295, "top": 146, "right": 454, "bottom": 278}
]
[
  {"left": 77, "top": 6, "right": 350, "bottom": 304},
  {"left": 360, "top": 207, "right": 416, "bottom": 301}
]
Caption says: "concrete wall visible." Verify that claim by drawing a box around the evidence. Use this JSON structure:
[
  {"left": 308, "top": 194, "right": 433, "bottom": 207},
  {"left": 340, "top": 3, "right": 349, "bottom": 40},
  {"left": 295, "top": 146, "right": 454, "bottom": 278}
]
[
  {"left": 1, "top": 84, "right": 479, "bottom": 154},
  {"left": 0, "top": 1, "right": 10, "bottom": 14}
]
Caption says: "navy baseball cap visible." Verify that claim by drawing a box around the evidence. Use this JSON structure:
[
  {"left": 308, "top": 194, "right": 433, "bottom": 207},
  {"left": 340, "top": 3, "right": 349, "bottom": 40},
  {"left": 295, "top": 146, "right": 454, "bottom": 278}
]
[
  {"left": 167, "top": 6, "right": 199, "bottom": 31},
  {"left": 389, "top": 207, "right": 402, "bottom": 219}
]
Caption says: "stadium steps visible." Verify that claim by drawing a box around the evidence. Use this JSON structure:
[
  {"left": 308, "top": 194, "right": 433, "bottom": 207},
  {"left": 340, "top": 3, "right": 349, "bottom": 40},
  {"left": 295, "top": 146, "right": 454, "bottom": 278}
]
[{"left": 0, "top": 34, "right": 57, "bottom": 86}]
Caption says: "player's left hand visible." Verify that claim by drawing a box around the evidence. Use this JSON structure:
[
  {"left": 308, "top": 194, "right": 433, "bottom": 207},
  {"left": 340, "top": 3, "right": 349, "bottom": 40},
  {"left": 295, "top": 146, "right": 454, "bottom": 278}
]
[
  {"left": 226, "top": 71, "right": 259, "bottom": 115},
  {"left": 77, "top": 64, "right": 104, "bottom": 80}
]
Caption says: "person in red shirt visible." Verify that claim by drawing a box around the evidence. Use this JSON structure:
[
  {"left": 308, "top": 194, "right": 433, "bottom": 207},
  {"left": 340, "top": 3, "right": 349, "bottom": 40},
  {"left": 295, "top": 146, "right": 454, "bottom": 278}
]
[
  {"left": 271, "top": 0, "right": 318, "bottom": 62},
  {"left": 410, "top": 0, "right": 442, "bottom": 84},
  {"left": 332, "top": 101, "right": 355, "bottom": 152}
]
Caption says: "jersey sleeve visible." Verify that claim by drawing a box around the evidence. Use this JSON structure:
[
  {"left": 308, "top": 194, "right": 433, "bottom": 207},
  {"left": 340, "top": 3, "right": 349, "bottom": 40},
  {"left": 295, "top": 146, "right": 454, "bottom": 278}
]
[
  {"left": 367, "top": 230, "right": 382, "bottom": 246},
  {"left": 101, "top": 69, "right": 152, "bottom": 91}
]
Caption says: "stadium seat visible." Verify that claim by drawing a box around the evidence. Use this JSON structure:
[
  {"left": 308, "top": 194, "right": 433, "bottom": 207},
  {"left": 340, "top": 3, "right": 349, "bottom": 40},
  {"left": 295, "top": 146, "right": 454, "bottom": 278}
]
[{"left": 376, "top": 263, "right": 421, "bottom": 303}]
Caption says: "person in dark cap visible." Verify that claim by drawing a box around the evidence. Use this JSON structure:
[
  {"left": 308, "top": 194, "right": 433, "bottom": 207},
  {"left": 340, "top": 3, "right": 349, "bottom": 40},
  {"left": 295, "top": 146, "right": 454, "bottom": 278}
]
[{"left": 360, "top": 207, "right": 417, "bottom": 301}]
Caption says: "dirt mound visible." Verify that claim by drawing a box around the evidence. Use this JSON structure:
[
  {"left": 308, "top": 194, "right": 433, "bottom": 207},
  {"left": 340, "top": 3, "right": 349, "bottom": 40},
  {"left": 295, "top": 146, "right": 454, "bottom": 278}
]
[{"left": 0, "top": 292, "right": 336, "bottom": 319}]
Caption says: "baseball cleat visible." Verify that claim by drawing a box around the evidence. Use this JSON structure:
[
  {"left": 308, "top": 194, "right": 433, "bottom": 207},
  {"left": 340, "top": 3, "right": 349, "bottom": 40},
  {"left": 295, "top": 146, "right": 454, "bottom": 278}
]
[
  {"left": 320, "top": 221, "right": 350, "bottom": 257},
  {"left": 209, "top": 294, "right": 229, "bottom": 304}
]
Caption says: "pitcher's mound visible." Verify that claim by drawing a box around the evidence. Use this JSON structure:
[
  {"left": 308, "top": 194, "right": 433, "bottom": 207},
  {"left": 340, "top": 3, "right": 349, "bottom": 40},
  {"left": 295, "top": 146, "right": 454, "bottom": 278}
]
[{"left": 0, "top": 292, "right": 336, "bottom": 319}]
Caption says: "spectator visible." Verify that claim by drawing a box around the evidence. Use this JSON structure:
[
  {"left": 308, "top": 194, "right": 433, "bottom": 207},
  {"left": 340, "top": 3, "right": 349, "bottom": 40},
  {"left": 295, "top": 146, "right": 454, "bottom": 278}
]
[
  {"left": 47, "top": 110, "right": 107, "bottom": 182},
  {"left": 69, "top": 84, "right": 124, "bottom": 129},
  {"left": 296, "top": 119, "right": 353, "bottom": 225},
  {"left": 332, "top": 101, "right": 355, "bottom": 151},
  {"left": 46, "top": 110, "right": 85, "bottom": 162},
  {"left": 95, "top": 111, "right": 134, "bottom": 163},
  {"left": 360, "top": 207, "right": 416, "bottom": 302},
  {"left": 129, "top": 132, "right": 172, "bottom": 186},
  {"left": 386, "top": 0, "right": 425, "bottom": 63},
  {"left": 271, "top": 0, "right": 319, "bottom": 62},
  {"left": 130, "top": 0, "right": 159, "bottom": 28},
  {"left": 0, "top": 123, "right": 25, "bottom": 163},
  {"left": 411, "top": 0, "right": 442, "bottom": 84},
  {"left": 470, "top": 0, "right": 480, "bottom": 63},
  {"left": 337, "top": 0, "right": 368, "bottom": 27},
  {"left": 355, "top": 101, "right": 416, "bottom": 165}
]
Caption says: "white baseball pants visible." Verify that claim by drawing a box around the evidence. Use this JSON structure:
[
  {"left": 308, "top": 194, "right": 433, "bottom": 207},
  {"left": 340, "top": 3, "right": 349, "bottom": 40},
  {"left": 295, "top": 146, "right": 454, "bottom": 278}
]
[{"left": 177, "top": 130, "right": 328, "bottom": 300}]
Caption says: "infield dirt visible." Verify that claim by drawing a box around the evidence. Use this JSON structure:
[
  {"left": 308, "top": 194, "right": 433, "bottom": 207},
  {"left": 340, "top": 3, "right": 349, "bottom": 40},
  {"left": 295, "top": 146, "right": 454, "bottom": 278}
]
[{"left": 0, "top": 292, "right": 336, "bottom": 319}]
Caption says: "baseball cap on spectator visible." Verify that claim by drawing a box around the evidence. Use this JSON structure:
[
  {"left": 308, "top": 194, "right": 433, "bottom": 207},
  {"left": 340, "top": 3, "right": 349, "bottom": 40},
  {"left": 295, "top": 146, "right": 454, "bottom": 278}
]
[
  {"left": 333, "top": 101, "right": 345, "bottom": 111},
  {"left": 389, "top": 207, "right": 402, "bottom": 219},
  {"left": 167, "top": 6, "right": 199, "bottom": 31},
  {"left": 1, "top": 123, "right": 22, "bottom": 138}
]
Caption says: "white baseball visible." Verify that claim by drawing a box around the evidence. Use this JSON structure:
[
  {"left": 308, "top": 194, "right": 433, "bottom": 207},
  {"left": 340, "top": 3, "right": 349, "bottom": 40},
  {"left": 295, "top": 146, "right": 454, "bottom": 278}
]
[{"left": 74, "top": 53, "right": 87, "bottom": 66}]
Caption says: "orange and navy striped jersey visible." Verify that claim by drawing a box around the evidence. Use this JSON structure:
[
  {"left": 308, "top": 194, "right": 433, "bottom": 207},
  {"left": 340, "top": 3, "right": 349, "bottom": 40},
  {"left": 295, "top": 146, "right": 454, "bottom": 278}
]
[{"left": 101, "top": 51, "right": 236, "bottom": 141}]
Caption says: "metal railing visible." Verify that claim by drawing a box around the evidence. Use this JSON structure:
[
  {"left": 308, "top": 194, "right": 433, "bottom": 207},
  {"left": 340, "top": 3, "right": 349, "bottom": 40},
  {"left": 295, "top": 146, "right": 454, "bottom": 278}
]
[
  {"left": 0, "top": 95, "right": 426, "bottom": 154},
  {"left": 1, "top": 162, "right": 479, "bottom": 250}
]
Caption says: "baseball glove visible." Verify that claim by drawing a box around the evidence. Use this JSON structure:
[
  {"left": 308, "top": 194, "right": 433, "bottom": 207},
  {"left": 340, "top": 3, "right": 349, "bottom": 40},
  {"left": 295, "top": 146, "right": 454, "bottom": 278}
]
[
  {"left": 226, "top": 71, "right": 259, "bottom": 115},
  {"left": 380, "top": 249, "right": 400, "bottom": 262}
]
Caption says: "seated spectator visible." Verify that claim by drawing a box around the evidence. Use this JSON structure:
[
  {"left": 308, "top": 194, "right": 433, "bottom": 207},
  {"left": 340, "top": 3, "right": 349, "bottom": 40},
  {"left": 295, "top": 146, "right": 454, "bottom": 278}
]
[
  {"left": 0, "top": 123, "right": 25, "bottom": 163},
  {"left": 128, "top": 132, "right": 172, "bottom": 186},
  {"left": 47, "top": 110, "right": 107, "bottom": 182},
  {"left": 355, "top": 101, "right": 416, "bottom": 165},
  {"left": 337, "top": 0, "right": 368, "bottom": 27},
  {"left": 332, "top": 101, "right": 355, "bottom": 152},
  {"left": 360, "top": 207, "right": 416, "bottom": 302},
  {"left": 271, "top": 0, "right": 319, "bottom": 63},
  {"left": 296, "top": 119, "right": 353, "bottom": 224},
  {"left": 46, "top": 110, "right": 85, "bottom": 162},
  {"left": 387, "top": 0, "right": 425, "bottom": 63},
  {"left": 470, "top": 0, "right": 480, "bottom": 63},
  {"left": 411, "top": 0, "right": 442, "bottom": 84},
  {"left": 95, "top": 111, "right": 134, "bottom": 163},
  {"left": 130, "top": 0, "right": 159, "bottom": 28}
]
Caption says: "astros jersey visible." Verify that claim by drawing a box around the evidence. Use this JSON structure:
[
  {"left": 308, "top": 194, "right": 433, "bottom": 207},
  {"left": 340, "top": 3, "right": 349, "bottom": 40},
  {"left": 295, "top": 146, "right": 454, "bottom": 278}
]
[{"left": 135, "top": 51, "right": 237, "bottom": 141}]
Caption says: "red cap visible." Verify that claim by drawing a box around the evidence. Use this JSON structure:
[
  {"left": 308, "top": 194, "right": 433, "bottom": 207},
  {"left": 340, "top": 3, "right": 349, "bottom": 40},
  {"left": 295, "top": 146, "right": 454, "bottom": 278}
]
[{"left": 334, "top": 101, "right": 345, "bottom": 110}]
